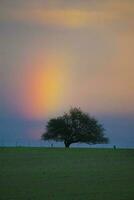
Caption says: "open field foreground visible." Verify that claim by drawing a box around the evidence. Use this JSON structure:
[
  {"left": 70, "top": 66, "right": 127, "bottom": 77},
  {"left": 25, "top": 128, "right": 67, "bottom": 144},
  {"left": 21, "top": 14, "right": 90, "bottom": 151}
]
[{"left": 0, "top": 148, "right": 134, "bottom": 200}]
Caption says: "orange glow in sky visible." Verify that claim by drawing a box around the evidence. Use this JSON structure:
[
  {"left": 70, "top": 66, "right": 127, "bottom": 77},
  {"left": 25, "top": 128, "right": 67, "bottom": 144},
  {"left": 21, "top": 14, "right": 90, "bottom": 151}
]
[{"left": 13, "top": 55, "right": 68, "bottom": 120}]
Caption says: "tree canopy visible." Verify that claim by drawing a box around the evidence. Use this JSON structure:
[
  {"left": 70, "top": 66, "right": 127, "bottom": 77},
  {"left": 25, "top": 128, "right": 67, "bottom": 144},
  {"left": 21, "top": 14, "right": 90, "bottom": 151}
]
[{"left": 42, "top": 107, "right": 108, "bottom": 148}]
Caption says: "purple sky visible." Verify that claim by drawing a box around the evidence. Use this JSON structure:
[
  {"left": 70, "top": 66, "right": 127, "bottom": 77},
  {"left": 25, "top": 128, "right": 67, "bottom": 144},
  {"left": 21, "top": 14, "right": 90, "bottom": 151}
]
[{"left": 0, "top": 0, "right": 134, "bottom": 147}]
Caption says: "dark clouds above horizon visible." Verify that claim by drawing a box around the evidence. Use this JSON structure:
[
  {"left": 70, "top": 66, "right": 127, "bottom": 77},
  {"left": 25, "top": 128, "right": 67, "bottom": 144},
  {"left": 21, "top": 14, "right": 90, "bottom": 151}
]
[{"left": 0, "top": 114, "right": 134, "bottom": 148}]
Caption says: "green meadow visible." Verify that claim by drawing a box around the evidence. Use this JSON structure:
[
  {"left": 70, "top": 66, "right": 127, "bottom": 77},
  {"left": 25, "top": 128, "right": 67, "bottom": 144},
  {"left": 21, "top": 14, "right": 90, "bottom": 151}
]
[{"left": 0, "top": 148, "right": 134, "bottom": 200}]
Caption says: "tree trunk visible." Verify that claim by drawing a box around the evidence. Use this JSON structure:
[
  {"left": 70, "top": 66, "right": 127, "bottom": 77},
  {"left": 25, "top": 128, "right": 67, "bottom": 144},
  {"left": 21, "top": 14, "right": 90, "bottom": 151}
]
[{"left": 64, "top": 141, "right": 71, "bottom": 148}]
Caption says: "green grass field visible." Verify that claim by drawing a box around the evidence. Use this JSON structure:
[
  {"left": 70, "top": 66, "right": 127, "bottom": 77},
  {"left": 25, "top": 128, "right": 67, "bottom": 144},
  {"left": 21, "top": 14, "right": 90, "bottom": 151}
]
[{"left": 0, "top": 148, "right": 134, "bottom": 200}]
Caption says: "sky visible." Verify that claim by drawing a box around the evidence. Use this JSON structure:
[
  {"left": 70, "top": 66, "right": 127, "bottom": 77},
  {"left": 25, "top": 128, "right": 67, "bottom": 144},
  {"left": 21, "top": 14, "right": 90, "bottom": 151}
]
[{"left": 0, "top": 0, "right": 134, "bottom": 147}]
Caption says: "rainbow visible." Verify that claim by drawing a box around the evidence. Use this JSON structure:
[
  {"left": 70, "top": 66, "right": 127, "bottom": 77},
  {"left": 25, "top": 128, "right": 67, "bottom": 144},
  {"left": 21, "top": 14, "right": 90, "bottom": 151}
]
[{"left": 13, "top": 54, "right": 69, "bottom": 119}]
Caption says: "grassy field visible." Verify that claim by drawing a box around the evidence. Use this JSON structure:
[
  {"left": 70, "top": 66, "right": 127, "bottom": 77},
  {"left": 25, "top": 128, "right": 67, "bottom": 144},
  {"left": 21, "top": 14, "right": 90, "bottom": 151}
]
[{"left": 0, "top": 148, "right": 134, "bottom": 200}]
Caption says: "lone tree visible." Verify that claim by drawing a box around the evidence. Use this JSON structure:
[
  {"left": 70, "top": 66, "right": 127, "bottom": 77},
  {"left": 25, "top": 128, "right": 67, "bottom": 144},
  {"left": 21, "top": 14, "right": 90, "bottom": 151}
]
[{"left": 42, "top": 107, "right": 108, "bottom": 148}]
